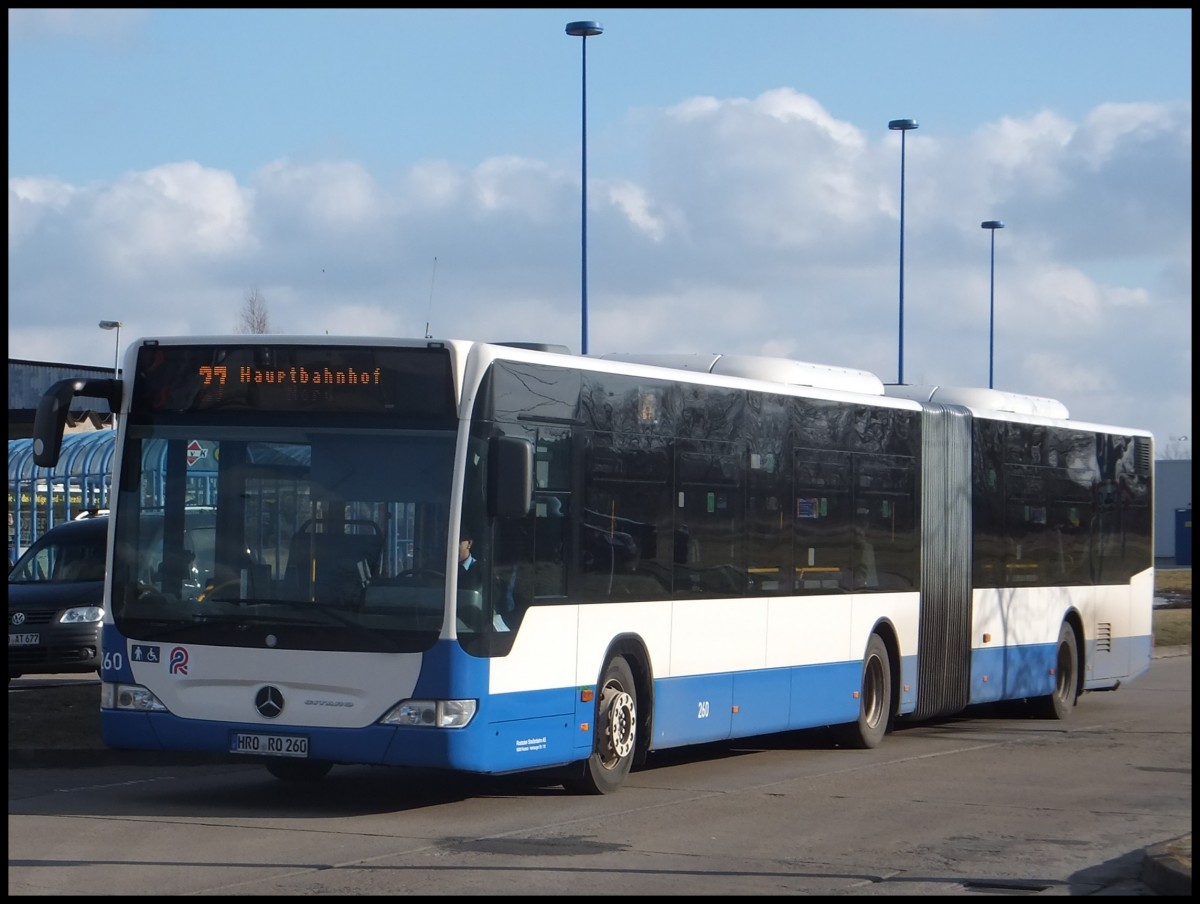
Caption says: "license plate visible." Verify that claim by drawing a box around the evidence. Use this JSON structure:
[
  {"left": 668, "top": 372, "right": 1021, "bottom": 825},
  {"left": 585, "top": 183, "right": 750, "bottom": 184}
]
[
  {"left": 8, "top": 633, "right": 40, "bottom": 646},
  {"left": 230, "top": 732, "right": 309, "bottom": 757}
]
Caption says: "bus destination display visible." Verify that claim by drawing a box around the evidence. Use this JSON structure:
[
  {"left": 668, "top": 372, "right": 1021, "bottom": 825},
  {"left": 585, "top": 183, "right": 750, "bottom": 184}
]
[{"left": 132, "top": 344, "right": 454, "bottom": 417}]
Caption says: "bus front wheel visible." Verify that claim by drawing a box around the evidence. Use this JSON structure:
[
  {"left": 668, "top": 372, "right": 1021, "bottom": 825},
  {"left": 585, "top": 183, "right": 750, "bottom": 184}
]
[
  {"left": 836, "top": 633, "right": 892, "bottom": 749},
  {"left": 563, "top": 655, "right": 637, "bottom": 795}
]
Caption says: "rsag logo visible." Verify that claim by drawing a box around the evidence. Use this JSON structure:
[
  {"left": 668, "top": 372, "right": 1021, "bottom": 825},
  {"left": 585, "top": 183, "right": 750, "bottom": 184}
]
[{"left": 168, "top": 646, "right": 189, "bottom": 675}]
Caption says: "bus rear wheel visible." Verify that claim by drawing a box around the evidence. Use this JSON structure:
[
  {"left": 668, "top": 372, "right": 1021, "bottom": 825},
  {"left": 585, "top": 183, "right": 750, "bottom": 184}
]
[
  {"left": 563, "top": 655, "right": 637, "bottom": 795},
  {"left": 835, "top": 633, "right": 892, "bottom": 749},
  {"left": 265, "top": 759, "right": 333, "bottom": 782},
  {"left": 1032, "top": 622, "right": 1079, "bottom": 720}
]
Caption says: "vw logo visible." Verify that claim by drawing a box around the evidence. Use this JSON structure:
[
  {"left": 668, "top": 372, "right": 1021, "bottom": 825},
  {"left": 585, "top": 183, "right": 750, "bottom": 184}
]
[
  {"left": 11, "top": 612, "right": 26, "bottom": 626},
  {"left": 255, "top": 685, "right": 285, "bottom": 719}
]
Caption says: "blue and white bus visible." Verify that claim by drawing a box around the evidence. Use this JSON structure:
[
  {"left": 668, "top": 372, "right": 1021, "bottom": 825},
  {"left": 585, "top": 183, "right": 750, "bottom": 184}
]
[{"left": 32, "top": 337, "right": 1155, "bottom": 792}]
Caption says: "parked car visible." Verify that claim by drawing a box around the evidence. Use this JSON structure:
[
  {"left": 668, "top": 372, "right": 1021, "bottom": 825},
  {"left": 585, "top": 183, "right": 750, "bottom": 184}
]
[{"left": 8, "top": 514, "right": 108, "bottom": 682}]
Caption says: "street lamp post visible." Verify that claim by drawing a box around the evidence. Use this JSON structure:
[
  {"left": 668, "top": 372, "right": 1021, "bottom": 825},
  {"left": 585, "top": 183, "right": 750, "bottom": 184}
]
[
  {"left": 98, "top": 320, "right": 123, "bottom": 375},
  {"left": 566, "top": 20, "right": 603, "bottom": 356},
  {"left": 99, "top": 319, "right": 123, "bottom": 428},
  {"left": 888, "top": 118, "right": 918, "bottom": 385},
  {"left": 981, "top": 221, "right": 1005, "bottom": 389}
]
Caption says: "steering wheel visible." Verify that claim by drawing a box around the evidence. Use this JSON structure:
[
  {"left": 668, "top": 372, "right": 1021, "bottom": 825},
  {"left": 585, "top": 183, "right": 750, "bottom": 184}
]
[
  {"left": 135, "top": 583, "right": 168, "bottom": 604},
  {"left": 197, "top": 578, "right": 242, "bottom": 602},
  {"left": 394, "top": 568, "right": 445, "bottom": 581}
]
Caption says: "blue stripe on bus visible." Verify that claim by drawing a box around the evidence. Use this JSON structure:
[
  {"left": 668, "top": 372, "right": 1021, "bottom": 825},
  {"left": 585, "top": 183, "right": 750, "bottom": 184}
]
[
  {"left": 99, "top": 632, "right": 1153, "bottom": 774},
  {"left": 648, "top": 661, "right": 865, "bottom": 745},
  {"left": 966, "top": 633, "right": 1151, "bottom": 704}
]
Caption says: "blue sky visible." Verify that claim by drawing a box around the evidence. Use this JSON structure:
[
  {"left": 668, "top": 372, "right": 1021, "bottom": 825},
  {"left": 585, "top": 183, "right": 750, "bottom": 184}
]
[{"left": 7, "top": 8, "right": 1193, "bottom": 455}]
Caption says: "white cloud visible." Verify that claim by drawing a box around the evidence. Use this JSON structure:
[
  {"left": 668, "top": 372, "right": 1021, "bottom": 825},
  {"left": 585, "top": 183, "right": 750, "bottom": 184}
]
[
  {"left": 6, "top": 93, "right": 1192, "bottom": 448},
  {"left": 471, "top": 157, "right": 562, "bottom": 222},
  {"left": 1075, "top": 102, "right": 1189, "bottom": 167},
  {"left": 402, "top": 161, "right": 467, "bottom": 210},
  {"left": 83, "top": 163, "right": 253, "bottom": 279},
  {"left": 606, "top": 180, "right": 668, "bottom": 242},
  {"left": 253, "top": 159, "right": 384, "bottom": 234},
  {"left": 8, "top": 177, "right": 76, "bottom": 247}
]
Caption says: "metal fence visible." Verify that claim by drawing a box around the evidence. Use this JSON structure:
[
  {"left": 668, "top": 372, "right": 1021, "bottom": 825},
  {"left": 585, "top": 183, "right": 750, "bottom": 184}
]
[{"left": 8, "top": 431, "right": 116, "bottom": 563}]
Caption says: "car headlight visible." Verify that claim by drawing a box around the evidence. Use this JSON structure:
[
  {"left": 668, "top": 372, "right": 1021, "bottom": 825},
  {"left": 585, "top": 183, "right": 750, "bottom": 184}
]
[{"left": 60, "top": 606, "right": 104, "bottom": 624}]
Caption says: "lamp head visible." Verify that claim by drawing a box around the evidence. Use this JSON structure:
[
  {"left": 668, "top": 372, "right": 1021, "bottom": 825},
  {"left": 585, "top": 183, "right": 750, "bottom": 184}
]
[
  {"left": 981, "top": 220, "right": 1005, "bottom": 230},
  {"left": 888, "top": 119, "right": 918, "bottom": 131},
  {"left": 566, "top": 21, "right": 603, "bottom": 37}
]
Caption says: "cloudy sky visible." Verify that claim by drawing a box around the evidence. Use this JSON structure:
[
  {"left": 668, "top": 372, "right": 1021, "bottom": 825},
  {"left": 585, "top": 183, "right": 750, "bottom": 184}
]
[{"left": 7, "top": 9, "right": 1192, "bottom": 455}]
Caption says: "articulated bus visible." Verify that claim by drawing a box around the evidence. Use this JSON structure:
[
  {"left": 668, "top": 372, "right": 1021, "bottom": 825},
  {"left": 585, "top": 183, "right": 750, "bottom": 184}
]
[{"left": 32, "top": 337, "right": 1154, "bottom": 793}]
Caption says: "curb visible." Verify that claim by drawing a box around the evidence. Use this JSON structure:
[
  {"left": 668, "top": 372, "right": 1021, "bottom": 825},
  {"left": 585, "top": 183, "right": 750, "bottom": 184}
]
[{"left": 1141, "top": 834, "right": 1192, "bottom": 896}]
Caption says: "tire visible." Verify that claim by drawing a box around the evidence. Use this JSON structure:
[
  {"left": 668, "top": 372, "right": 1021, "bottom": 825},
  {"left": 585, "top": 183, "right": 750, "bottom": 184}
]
[
  {"left": 836, "top": 633, "right": 892, "bottom": 749},
  {"left": 562, "top": 656, "right": 638, "bottom": 795},
  {"left": 265, "top": 759, "right": 333, "bottom": 782},
  {"left": 1032, "top": 622, "right": 1079, "bottom": 720}
]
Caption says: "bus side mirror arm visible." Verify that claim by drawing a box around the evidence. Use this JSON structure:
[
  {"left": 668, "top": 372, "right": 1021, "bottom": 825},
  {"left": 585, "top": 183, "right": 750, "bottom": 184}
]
[
  {"left": 488, "top": 436, "right": 533, "bottom": 518},
  {"left": 32, "top": 378, "right": 123, "bottom": 468}
]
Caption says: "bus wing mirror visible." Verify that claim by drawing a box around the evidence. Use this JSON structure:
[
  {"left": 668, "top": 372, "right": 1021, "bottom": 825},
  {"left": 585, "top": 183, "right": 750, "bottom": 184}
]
[
  {"left": 32, "top": 378, "right": 123, "bottom": 467},
  {"left": 488, "top": 435, "right": 533, "bottom": 518}
]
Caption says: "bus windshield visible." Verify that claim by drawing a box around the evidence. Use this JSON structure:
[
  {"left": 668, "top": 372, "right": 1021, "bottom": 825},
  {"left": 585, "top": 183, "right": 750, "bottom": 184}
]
[{"left": 111, "top": 425, "right": 459, "bottom": 654}]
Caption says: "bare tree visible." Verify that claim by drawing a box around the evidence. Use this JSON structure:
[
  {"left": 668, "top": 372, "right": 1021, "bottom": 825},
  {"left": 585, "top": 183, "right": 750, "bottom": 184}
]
[
  {"left": 1160, "top": 436, "right": 1192, "bottom": 461},
  {"left": 237, "top": 287, "right": 271, "bottom": 334}
]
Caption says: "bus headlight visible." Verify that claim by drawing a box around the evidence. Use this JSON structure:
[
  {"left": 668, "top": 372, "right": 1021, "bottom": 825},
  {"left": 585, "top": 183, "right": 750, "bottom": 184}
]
[
  {"left": 101, "top": 681, "right": 168, "bottom": 712},
  {"left": 381, "top": 698, "right": 477, "bottom": 728}
]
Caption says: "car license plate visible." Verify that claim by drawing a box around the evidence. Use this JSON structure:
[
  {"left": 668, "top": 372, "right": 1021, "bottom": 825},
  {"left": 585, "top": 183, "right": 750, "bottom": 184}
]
[
  {"left": 230, "top": 732, "right": 309, "bottom": 757},
  {"left": 8, "top": 633, "right": 40, "bottom": 646}
]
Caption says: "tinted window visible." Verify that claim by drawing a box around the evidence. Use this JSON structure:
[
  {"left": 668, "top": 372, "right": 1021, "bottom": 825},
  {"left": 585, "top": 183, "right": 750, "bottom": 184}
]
[{"left": 9, "top": 520, "right": 107, "bottom": 584}]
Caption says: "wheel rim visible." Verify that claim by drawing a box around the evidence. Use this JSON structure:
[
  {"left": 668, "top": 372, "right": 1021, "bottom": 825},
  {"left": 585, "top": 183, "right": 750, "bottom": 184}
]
[
  {"left": 598, "top": 682, "right": 636, "bottom": 767},
  {"left": 863, "top": 654, "right": 885, "bottom": 729}
]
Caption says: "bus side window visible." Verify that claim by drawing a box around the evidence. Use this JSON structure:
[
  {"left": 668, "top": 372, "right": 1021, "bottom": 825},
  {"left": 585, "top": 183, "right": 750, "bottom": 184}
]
[{"left": 493, "top": 513, "right": 534, "bottom": 630}]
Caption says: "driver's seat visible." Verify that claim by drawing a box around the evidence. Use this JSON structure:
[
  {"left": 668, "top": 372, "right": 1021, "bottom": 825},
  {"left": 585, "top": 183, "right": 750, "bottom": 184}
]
[{"left": 284, "top": 519, "right": 382, "bottom": 605}]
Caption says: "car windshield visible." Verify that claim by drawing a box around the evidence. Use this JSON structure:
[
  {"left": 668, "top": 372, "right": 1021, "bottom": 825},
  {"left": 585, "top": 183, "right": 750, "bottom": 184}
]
[{"left": 9, "top": 524, "right": 107, "bottom": 585}]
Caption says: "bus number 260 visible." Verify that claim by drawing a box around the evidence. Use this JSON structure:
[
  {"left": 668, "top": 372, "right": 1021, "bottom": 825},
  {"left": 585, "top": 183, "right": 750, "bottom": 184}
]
[{"left": 697, "top": 700, "right": 710, "bottom": 719}]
